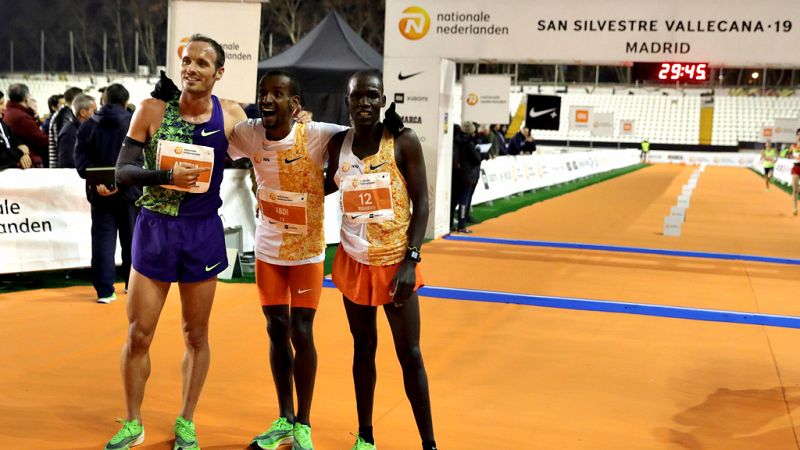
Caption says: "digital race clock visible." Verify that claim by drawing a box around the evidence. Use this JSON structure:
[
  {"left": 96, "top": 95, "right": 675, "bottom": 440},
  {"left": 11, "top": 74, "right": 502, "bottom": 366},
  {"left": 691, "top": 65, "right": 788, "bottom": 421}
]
[{"left": 632, "top": 62, "right": 710, "bottom": 83}]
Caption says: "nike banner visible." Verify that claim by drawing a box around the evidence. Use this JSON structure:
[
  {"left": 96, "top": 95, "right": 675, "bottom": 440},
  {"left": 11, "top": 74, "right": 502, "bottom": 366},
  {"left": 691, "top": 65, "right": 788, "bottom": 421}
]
[{"left": 525, "top": 95, "right": 561, "bottom": 131}]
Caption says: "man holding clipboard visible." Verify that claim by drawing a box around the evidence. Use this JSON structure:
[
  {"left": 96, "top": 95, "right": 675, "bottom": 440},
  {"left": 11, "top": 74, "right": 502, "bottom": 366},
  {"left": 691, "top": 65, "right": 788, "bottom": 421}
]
[{"left": 74, "top": 87, "right": 138, "bottom": 305}]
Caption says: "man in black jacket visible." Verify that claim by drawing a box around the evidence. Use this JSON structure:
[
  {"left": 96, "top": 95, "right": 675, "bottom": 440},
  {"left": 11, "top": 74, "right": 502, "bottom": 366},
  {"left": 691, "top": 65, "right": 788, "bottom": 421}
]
[
  {"left": 58, "top": 94, "right": 97, "bottom": 168},
  {"left": 451, "top": 121, "right": 482, "bottom": 233},
  {"left": 74, "top": 84, "right": 141, "bottom": 303}
]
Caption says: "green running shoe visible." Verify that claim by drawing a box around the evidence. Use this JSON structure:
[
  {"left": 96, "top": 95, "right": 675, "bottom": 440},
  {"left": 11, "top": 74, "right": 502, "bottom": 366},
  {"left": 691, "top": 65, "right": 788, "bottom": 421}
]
[
  {"left": 104, "top": 418, "right": 145, "bottom": 450},
  {"left": 251, "top": 417, "right": 294, "bottom": 449},
  {"left": 292, "top": 422, "right": 313, "bottom": 450},
  {"left": 173, "top": 416, "right": 200, "bottom": 450},
  {"left": 351, "top": 435, "right": 377, "bottom": 450}
]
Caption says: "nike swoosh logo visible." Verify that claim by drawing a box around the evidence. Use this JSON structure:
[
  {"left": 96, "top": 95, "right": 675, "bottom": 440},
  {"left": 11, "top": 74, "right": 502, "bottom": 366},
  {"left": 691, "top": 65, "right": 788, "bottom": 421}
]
[
  {"left": 529, "top": 108, "right": 557, "bottom": 119},
  {"left": 205, "top": 262, "right": 222, "bottom": 272},
  {"left": 298, "top": 288, "right": 313, "bottom": 294},
  {"left": 369, "top": 162, "right": 388, "bottom": 170},
  {"left": 200, "top": 129, "right": 221, "bottom": 137},
  {"left": 285, "top": 156, "right": 303, "bottom": 164},
  {"left": 398, "top": 71, "right": 423, "bottom": 80}
]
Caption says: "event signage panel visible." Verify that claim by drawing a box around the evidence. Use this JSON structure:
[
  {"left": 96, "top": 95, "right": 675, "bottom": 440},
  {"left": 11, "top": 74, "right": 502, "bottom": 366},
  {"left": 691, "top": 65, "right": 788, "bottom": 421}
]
[
  {"left": 386, "top": 0, "right": 800, "bottom": 65},
  {"left": 462, "top": 75, "right": 511, "bottom": 124},
  {"left": 167, "top": 1, "right": 261, "bottom": 103}
]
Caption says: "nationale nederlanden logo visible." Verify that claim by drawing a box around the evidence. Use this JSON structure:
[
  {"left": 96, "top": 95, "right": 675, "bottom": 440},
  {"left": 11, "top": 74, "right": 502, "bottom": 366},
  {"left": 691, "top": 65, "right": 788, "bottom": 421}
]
[
  {"left": 399, "top": 6, "right": 430, "bottom": 40},
  {"left": 466, "top": 93, "right": 479, "bottom": 106}
]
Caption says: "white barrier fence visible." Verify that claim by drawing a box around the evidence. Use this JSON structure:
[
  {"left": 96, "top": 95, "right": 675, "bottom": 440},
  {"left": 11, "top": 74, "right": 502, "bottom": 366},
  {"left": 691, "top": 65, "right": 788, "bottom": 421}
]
[
  {"left": 647, "top": 151, "right": 757, "bottom": 167},
  {"left": 1, "top": 150, "right": 641, "bottom": 274},
  {"left": 472, "top": 150, "right": 640, "bottom": 205}
]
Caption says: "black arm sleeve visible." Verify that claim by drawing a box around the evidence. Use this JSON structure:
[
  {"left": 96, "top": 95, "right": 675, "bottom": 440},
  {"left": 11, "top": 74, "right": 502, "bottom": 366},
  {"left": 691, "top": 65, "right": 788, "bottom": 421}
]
[{"left": 116, "top": 136, "right": 172, "bottom": 186}]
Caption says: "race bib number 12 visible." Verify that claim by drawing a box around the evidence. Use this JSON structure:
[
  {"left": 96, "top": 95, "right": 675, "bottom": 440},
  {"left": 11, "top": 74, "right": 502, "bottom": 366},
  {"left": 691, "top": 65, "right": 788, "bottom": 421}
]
[{"left": 341, "top": 172, "right": 394, "bottom": 224}]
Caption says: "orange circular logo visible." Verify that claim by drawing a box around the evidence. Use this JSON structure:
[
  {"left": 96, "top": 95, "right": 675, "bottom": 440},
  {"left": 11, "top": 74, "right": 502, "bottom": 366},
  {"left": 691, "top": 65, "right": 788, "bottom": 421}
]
[
  {"left": 269, "top": 192, "right": 277, "bottom": 201},
  {"left": 177, "top": 36, "right": 191, "bottom": 59},
  {"left": 254, "top": 155, "right": 262, "bottom": 163},
  {"left": 174, "top": 146, "right": 183, "bottom": 155},
  {"left": 466, "top": 93, "right": 479, "bottom": 106},
  {"left": 399, "top": 6, "right": 430, "bottom": 40},
  {"left": 342, "top": 162, "right": 351, "bottom": 173},
  {"left": 351, "top": 179, "right": 359, "bottom": 189}
]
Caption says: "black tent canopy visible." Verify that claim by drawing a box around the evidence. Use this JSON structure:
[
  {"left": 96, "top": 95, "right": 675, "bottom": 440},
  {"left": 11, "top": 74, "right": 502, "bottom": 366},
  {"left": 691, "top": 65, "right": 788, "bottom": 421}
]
[{"left": 257, "top": 11, "right": 383, "bottom": 125}]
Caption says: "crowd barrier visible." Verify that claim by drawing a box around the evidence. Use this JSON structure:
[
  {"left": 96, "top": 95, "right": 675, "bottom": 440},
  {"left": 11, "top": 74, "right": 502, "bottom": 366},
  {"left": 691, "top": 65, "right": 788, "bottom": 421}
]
[
  {"left": 2, "top": 150, "right": 641, "bottom": 274},
  {"left": 751, "top": 157, "right": 796, "bottom": 187},
  {"left": 647, "top": 151, "right": 758, "bottom": 167}
]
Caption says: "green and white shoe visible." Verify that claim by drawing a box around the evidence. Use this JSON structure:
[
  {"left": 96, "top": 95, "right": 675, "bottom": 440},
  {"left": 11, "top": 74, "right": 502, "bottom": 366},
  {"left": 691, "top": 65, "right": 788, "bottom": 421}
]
[
  {"left": 173, "top": 416, "right": 200, "bottom": 450},
  {"left": 292, "top": 422, "right": 313, "bottom": 450},
  {"left": 104, "top": 418, "right": 145, "bottom": 450},
  {"left": 251, "top": 417, "right": 294, "bottom": 449},
  {"left": 351, "top": 435, "right": 377, "bottom": 450}
]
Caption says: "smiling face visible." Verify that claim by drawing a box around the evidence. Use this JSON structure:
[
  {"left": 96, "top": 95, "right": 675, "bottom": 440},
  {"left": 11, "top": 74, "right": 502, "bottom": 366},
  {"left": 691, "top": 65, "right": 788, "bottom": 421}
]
[
  {"left": 180, "top": 41, "right": 224, "bottom": 95},
  {"left": 258, "top": 74, "right": 299, "bottom": 132},
  {"left": 346, "top": 73, "right": 385, "bottom": 129}
]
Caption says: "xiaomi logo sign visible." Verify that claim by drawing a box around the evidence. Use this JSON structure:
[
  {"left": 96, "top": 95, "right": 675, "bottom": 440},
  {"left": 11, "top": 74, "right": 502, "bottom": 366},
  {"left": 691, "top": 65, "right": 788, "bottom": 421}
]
[
  {"left": 763, "top": 128, "right": 773, "bottom": 137},
  {"left": 623, "top": 122, "right": 633, "bottom": 132},
  {"left": 575, "top": 110, "right": 589, "bottom": 123},
  {"left": 399, "top": 6, "right": 430, "bottom": 40}
]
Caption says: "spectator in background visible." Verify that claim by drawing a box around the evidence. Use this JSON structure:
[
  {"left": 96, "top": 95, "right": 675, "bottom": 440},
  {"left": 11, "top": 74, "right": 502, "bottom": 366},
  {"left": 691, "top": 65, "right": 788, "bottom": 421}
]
[
  {"left": 0, "top": 90, "right": 33, "bottom": 170},
  {"left": 3, "top": 83, "right": 47, "bottom": 167},
  {"left": 507, "top": 126, "right": 536, "bottom": 155},
  {"left": 491, "top": 124, "right": 508, "bottom": 157},
  {"left": 74, "top": 85, "right": 140, "bottom": 304},
  {"left": 48, "top": 87, "right": 83, "bottom": 168},
  {"left": 57, "top": 94, "right": 97, "bottom": 169},
  {"left": 41, "top": 94, "right": 65, "bottom": 135},
  {"left": 453, "top": 121, "right": 482, "bottom": 233}
]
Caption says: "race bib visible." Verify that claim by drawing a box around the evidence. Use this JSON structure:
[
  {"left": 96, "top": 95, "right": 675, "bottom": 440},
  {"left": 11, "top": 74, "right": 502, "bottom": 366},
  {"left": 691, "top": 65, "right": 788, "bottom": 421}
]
[
  {"left": 258, "top": 187, "right": 308, "bottom": 234},
  {"left": 341, "top": 172, "right": 394, "bottom": 224},
  {"left": 157, "top": 140, "right": 214, "bottom": 193}
]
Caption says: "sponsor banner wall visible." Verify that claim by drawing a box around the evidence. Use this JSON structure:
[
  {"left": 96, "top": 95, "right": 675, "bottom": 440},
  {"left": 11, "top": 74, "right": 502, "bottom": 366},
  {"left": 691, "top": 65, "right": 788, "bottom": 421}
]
[
  {"left": 384, "top": 57, "right": 455, "bottom": 238},
  {"left": 461, "top": 75, "right": 511, "bottom": 124},
  {"left": 773, "top": 118, "right": 800, "bottom": 143},
  {"left": 591, "top": 112, "right": 615, "bottom": 137},
  {"left": 386, "top": 0, "right": 800, "bottom": 65},
  {"left": 471, "top": 150, "right": 640, "bottom": 205},
  {"left": 569, "top": 106, "right": 593, "bottom": 130},
  {"left": 167, "top": 1, "right": 261, "bottom": 104},
  {"left": 1, "top": 169, "right": 96, "bottom": 274},
  {"left": 646, "top": 151, "right": 757, "bottom": 166}
]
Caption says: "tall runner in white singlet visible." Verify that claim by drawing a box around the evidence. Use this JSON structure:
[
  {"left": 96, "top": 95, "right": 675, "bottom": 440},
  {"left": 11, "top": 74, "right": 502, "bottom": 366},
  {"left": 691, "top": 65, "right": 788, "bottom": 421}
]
[{"left": 325, "top": 70, "right": 437, "bottom": 450}]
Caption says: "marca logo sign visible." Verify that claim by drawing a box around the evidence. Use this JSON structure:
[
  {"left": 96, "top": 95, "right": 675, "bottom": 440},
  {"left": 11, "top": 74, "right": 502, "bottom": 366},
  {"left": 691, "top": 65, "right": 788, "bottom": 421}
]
[{"left": 399, "top": 6, "right": 430, "bottom": 40}]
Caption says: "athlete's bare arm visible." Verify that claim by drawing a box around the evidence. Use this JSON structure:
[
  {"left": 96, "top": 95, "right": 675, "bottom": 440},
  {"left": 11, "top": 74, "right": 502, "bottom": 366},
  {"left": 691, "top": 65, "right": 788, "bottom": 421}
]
[
  {"left": 391, "top": 128, "right": 429, "bottom": 305},
  {"left": 220, "top": 99, "right": 248, "bottom": 139},
  {"left": 324, "top": 131, "right": 347, "bottom": 195},
  {"left": 127, "top": 98, "right": 167, "bottom": 142}
]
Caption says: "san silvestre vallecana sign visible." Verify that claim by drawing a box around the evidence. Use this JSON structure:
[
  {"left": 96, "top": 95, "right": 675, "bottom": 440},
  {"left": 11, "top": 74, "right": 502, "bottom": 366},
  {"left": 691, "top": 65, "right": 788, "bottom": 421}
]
[{"left": 385, "top": 0, "right": 800, "bottom": 66}]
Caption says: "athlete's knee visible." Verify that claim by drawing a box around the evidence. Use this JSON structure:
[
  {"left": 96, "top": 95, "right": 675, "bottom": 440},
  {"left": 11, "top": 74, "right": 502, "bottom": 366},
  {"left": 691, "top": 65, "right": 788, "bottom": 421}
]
[
  {"left": 267, "top": 314, "right": 291, "bottom": 343},
  {"left": 290, "top": 317, "right": 314, "bottom": 348},
  {"left": 126, "top": 324, "right": 156, "bottom": 356},
  {"left": 182, "top": 323, "right": 209, "bottom": 351},
  {"left": 354, "top": 334, "right": 378, "bottom": 359},
  {"left": 397, "top": 344, "right": 425, "bottom": 371}
]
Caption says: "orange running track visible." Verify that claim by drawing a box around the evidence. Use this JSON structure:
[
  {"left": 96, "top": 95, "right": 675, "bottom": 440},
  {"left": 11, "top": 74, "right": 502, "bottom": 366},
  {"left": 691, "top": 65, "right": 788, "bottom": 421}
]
[{"left": 2, "top": 164, "right": 800, "bottom": 449}]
